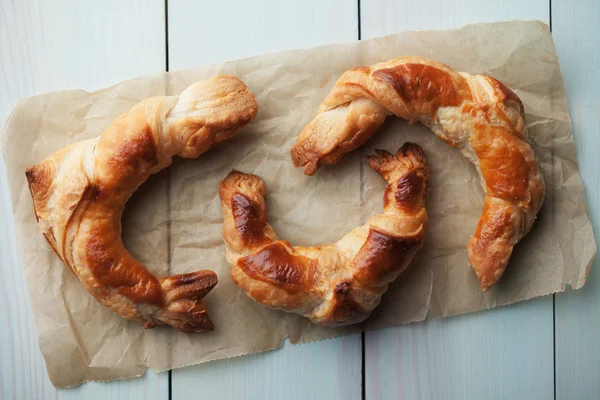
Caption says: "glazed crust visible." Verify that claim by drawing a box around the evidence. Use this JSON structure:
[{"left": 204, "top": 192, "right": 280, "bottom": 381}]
[
  {"left": 26, "top": 76, "right": 258, "bottom": 332},
  {"left": 219, "top": 143, "right": 429, "bottom": 327},
  {"left": 290, "top": 56, "right": 545, "bottom": 291}
]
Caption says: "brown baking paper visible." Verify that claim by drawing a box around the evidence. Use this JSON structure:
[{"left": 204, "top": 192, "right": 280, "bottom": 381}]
[{"left": 0, "top": 20, "right": 595, "bottom": 387}]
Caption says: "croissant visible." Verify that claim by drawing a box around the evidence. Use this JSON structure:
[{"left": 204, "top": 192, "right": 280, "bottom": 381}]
[
  {"left": 291, "top": 56, "right": 545, "bottom": 291},
  {"left": 26, "top": 76, "right": 258, "bottom": 332},
  {"left": 219, "top": 143, "right": 428, "bottom": 327}
]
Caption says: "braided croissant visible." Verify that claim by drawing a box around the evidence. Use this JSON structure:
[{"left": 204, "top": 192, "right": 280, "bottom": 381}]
[
  {"left": 291, "top": 56, "right": 545, "bottom": 291},
  {"left": 26, "top": 76, "right": 258, "bottom": 332},
  {"left": 219, "top": 143, "right": 428, "bottom": 327}
]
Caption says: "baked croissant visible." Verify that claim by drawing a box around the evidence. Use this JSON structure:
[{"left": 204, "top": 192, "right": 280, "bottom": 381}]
[
  {"left": 291, "top": 56, "right": 545, "bottom": 291},
  {"left": 26, "top": 76, "right": 258, "bottom": 332},
  {"left": 219, "top": 143, "right": 428, "bottom": 327}
]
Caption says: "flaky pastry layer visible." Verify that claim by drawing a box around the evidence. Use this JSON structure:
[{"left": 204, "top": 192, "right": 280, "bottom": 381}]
[
  {"left": 291, "top": 56, "right": 545, "bottom": 291},
  {"left": 220, "top": 143, "right": 429, "bottom": 326},
  {"left": 26, "top": 76, "right": 258, "bottom": 332}
]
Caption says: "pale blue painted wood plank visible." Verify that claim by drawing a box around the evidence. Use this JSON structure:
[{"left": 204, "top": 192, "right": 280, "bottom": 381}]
[
  {"left": 167, "top": 1, "right": 362, "bottom": 399},
  {"left": 366, "top": 299, "right": 554, "bottom": 399},
  {"left": 0, "top": 0, "right": 169, "bottom": 397},
  {"left": 360, "top": 1, "right": 555, "bottom": 399},
  {"left": 167, "top": 0, "right": 358, "bottom": 68},
  {"left": 553, "top": 1, "right": 600, "bottom": 399},
  {"left": 55, "top": 371, "right": 167, "bottom": 400},
  {"left": 2, "top": 155, "right": 169, "bottom": 400},
  {"left": 172, "top": 337, "right": 361, "bottom": 400},
  {"left": 361, "top": 0, "right": 550, "bottom": 36},
  {"left": 0, "top": 155, "right": 56, "bottom": 400}
]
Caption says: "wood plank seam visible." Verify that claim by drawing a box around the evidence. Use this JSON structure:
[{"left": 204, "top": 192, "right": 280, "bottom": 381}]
[
  {"left": 553, "top": 0, "right": 600, "bottom": 398},
  {"left": 0, "top": 0, "right": 170, "bottom": 397},
  {"left": 165, "top": 2, "right": 173, "bottom": 399},
  {"left": 167, "top": 2, "right": 362, "bottom": 398},
  {"left": 548, "top": 4, "right": 560, "bottom": 400},
  {"left": 356, "top": 1, "right": 367, "bottom": 399},
  {"left": 360, "top": 2, "right": 554, "bottom": 399}
]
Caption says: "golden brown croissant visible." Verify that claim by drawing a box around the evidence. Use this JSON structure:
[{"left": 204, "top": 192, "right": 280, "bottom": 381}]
[
  {"left": 26, "top": 76, "right": 258, "bottom": 332},
  {"left": 291, "top": 56, "right": 545, "bottom": 291},
  {"left": 219, "top": 143, "right": 428, "bottom": 327}
]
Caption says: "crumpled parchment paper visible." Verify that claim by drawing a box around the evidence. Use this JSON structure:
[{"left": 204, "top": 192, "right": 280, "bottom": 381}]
[{"left": 0, "top": 20, "right": 595, "bottom": 387}]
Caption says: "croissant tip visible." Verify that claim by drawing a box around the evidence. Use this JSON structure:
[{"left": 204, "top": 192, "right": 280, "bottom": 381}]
[
  {"left": 188, "top": 314, "right": 216, "bottom": 333},
  {"left": 223, "top": 169, "right": 247, "bottom": 182},
  {"left": 303, "top": 162, "right": 318, "bottom": 176},
  {"left": 398, "top": 142, "right": 423, "bottom": 155},
  {"left": 177, "top": 313, "right": 216, "bottom": 333},
  {"left": 374, "top": 149, "right": 392, "bottom": 157},
  {"left": 397, "top": 143, "right": 427, "bottom": 168},
  {"left": 479, "top": 276, "right": 497, "bottom": 293},
  {"left": 25, "top": 166, "right": 35, "bottom": 179}
]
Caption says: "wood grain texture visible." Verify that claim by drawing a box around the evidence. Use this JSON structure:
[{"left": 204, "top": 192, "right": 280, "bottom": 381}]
[
  {"left": 172, "top": 337, "right": 361, "bottom": 399},
  {"left": 0, "top": 0, "right": 168, "bottom": 398},
  {"left": 360, "top": 1, "right": 556, "bottom": 399},
  {"left": 0, "top": 0, "right": 166, "bottom": 123},
  {"left": 361, "top": 0, "right": 549, "bottom": 35},
  {"left": 366, "top": 298, "right": 553, "bottom": 399},
  {"left": 167, "top": 0, "right": 358, "bottom": 69},
  {"left": 167, "top": 1, "right": 362, "bottom": 399},
  {"left": 3, "top": 1, "right": 598, "bottom": 399},
  {"left": 553, "top": 1, "right": 600, "bottom": 398}
]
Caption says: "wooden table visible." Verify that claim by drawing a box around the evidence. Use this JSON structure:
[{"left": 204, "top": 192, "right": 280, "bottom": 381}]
[{"left": 1, "top": 1, "right": 598, "bottom": 399}]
